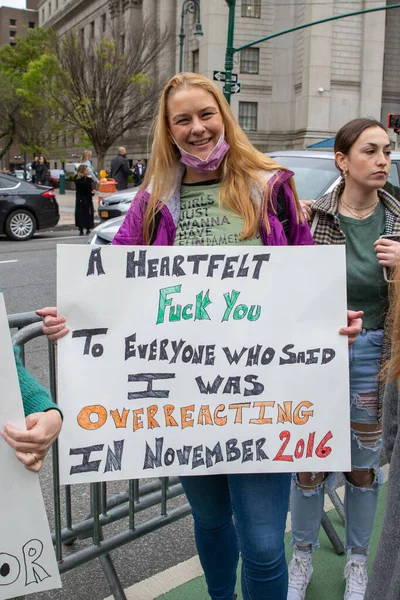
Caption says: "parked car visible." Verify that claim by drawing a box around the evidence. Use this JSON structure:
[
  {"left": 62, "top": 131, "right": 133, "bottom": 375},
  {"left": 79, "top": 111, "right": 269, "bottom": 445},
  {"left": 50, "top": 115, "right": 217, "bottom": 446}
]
[
  {"left": 87, "top": 150, "right": 400, "bottom": 245},
  {"left": 64, "top": 162, "right": 80, "bottom": 176},
  {"left": 269, "top": 150, "right": 400, "bottom": 201},
  {"left": 48, "top": 169, "right": 65, "bottom": 189},
  {"left": 10, "top": 169, "right": 32, "bottom": 182},
  {"left": 0, "top": 173, "right": 59, "bottom": 241},
  {"left": 98, "top": 187, "right": 139, "bottom": 220}
]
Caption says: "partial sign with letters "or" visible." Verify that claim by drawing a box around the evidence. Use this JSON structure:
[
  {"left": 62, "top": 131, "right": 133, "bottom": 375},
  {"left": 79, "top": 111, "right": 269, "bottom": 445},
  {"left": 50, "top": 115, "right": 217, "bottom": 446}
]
[
  {"left": 57, "top": 245, "right": 350, "bottom": 485},
  {"left": 0, "top": 293, "right": 61, "bottom": 600}
]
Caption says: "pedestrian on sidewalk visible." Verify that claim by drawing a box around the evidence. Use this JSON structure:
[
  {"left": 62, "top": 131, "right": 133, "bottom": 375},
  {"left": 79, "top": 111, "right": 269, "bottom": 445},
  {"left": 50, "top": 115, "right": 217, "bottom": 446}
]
[
  {"left": 38, "top": 73, "right": 362, "bottom": 600},
  {"left": 287, "top": 118, "right": 400, "bottom": 600},
  {"left": 35, "top": 156, "right": 49, "bottom": 185},
  {"left": 31, "top": 155, "right": 40, "bottom": 184},
  {"left": 133, "top": 158, "right": 146, "bottom": 186},
  {"left": 364, "top": 266, "right": 400, "bottom": 600},
  {"left": 74, "top": 165, "right": 95, "bottom": 236},
  {"left": 79, "top": 149, "right": 98, "bottom": 183},
  {"left": 110, "top": 146, "right": 131, "bottom": 190}
]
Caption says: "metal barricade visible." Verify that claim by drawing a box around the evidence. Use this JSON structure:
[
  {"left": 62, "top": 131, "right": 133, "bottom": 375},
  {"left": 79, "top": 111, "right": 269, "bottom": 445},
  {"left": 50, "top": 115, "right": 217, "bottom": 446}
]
[
  {"left": 9, "top": 312, "right": 351, "bottom": 597},
  {"left": 9, "top": 312, "right": 192, "bottom": 600}
]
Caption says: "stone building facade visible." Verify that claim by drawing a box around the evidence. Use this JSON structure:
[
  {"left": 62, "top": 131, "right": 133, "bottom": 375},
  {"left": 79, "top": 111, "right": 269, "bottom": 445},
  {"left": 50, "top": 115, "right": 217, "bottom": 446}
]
[{"left": 37, "top": 0, "right": 400, "bottom": 169}]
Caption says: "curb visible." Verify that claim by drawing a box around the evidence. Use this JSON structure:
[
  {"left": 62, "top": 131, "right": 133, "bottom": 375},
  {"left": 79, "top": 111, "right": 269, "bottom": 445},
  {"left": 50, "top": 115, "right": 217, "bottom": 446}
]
[{"left": 43, "top": 218, "right": 102, "bottom": 233}]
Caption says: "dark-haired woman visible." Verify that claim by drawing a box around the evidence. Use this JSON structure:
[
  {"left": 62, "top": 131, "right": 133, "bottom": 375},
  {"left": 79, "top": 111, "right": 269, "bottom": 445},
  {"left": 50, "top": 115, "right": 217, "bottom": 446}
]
[
  {"left": 35, "top": 156, "right": 49, "bottom": 185},
  {"left": 288, "top": 118, "right": 400, "bottom": 600}
]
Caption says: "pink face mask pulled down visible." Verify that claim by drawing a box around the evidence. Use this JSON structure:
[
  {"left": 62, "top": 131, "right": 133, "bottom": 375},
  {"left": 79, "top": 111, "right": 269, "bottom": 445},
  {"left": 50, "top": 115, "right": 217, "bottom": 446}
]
[{"left": 175, "top": 134, "right": 230, "bottom": 173}]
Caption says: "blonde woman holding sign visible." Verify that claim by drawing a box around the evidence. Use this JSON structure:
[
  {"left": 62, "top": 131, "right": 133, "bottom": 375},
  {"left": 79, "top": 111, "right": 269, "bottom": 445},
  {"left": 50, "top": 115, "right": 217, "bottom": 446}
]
[{"left": 38, "top": 73, "right": 361, "bottom": 600}]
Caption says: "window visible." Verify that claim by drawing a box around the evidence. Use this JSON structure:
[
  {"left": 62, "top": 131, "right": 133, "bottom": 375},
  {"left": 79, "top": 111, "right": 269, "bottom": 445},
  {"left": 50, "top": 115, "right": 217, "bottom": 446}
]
[
  {"left": 10, "top": 30, "right": 16, "bottom": 38},
  {"left": 101, "top": 13, "right": 106, "bottom": 33},
  {"left": 120, "top": 34, "right": 125, "bottom": 53},
  {"left": 241, "top": 0, "right": 261, "bottom": 18},
  {"left": 9, "top": 41, "right": 16, "bottom": 46},
  {"left": 9, "top": 19, "right": 16, "bottom": 26},
  {"left": 79, "top": 28, "right": 84, "bottom": 45},
  {"left": 192, "top": 49, "right": 199, "bottom": 73},
  {"left": 90, "top": 21, "right": 95, "bottom": 38},
  {"left": 41, "top": 8, "right": 44, "bottom": 22},
  {"left": 240, "top": 48, "right": 259, "bottom": 74},
  {"left": 239, "top": 102, "right": 258, "bottom": 131},
  {"left": 48, "top": 2, "right": 51, "bottom": 16},
  {"left": 29, "top": 22, "right": 35, "bottom": 28},
  {"left": 56, "top": 0, "right": 59, "bottom": 8}
]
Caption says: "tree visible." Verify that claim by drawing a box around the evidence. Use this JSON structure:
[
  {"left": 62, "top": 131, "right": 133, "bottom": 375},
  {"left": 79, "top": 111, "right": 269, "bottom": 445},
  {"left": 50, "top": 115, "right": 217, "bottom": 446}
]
[
  {"left": 0, "top": 28, "right": 57, "bottom": 161},
  {"left": 25, "top": 20, "right": 172, "bottom": 170}
]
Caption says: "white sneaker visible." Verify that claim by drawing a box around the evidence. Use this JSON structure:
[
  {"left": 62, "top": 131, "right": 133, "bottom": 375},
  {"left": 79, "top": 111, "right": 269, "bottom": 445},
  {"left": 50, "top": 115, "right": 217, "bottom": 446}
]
[
  {"left": 287, "top": 548, "right": 313, "bottom": 600},
  {"left": 344, "top": 552, "right": 368, "bottom": 600}
]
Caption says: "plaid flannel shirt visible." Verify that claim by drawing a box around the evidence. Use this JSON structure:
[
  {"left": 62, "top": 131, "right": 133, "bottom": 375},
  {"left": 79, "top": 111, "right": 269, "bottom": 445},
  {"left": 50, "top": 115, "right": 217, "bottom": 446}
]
[{"left": 311, "top": 181, "right": 400, "bottom": 421}]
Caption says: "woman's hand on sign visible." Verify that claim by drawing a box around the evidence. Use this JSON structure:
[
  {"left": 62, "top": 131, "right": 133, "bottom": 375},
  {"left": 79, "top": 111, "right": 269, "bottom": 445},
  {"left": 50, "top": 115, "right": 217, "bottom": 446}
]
[
  {"left": 1, "top": 409, "right": 62, "bottom": 472},
  {"left": 339, "top": 310, "right": 363, "bottom": 347},
  {"left": 374, "top": 237, "right": 400, "bottom": 268},
  {"left": 300, "top": 200, "right": 313, "bottom": 221},
  {"left": 36, "top": 306, "right": 69, "bottom": 341}
]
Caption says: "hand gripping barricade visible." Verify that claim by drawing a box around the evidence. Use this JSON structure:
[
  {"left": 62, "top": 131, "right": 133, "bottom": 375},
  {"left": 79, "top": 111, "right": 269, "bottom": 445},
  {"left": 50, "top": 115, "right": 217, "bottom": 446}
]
[{"left": 7, "top": 311, "right": 348, "bottom": 599}]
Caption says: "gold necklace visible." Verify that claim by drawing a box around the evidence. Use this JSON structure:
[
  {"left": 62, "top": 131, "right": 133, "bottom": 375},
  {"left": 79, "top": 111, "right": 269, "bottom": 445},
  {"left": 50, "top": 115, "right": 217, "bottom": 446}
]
[
  {"left": 340, "top": 202, "right": 378, "bottom": 220},
  {"left": 340, "top": 198, "right": 379, "bottom": 212}
]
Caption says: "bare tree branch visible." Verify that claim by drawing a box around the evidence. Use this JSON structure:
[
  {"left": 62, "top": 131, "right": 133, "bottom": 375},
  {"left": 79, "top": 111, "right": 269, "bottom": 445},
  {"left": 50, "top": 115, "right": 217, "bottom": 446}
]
[{"left": 47, "top": 19, "right": 172, "bottom": 169}]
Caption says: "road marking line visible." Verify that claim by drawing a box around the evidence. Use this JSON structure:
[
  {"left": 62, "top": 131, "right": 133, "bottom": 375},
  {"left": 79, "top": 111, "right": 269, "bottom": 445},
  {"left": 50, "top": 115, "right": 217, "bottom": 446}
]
[
  {"left": 111, "top": 464, "right": 390, "bottom": 600},
  {"left": 0, "top": 260, "right": 18, "bottom": 264},
  {"left": 39, "top": 235, "right": 86, "bottom": 241}
]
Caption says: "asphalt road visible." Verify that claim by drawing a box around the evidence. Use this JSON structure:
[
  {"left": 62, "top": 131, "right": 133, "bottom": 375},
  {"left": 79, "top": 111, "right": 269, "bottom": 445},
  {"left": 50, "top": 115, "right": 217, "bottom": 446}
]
[{"left": 0, "top": 231, "right": 197, "bottom": 600}]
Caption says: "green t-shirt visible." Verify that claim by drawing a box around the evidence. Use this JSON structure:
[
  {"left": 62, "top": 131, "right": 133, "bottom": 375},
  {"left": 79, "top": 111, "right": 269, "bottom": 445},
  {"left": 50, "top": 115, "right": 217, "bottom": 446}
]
[
  {"left": 174, "top": 180, "right": 262, "bottom": 246},
  {"left": 339, "top": 202, "right": 387, "bottom": 329}
]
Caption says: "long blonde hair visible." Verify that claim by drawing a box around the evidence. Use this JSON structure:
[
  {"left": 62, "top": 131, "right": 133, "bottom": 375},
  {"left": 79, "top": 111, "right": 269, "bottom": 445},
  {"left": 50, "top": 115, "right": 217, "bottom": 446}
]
[
  {"left": 80, "top": 149, "right": 92, "bottom": 162},
  {"left": 385, "top": 267, "right": 400, "bottom": 381},
  {"left": 142, "top": 73, "right": 303, "bottom": 244}
]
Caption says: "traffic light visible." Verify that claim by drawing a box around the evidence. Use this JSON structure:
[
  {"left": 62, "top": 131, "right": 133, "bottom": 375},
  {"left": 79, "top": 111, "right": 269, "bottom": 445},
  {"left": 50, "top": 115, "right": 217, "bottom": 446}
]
[{"left": 387, "top": 114, "right": 400, "bottom": 130}]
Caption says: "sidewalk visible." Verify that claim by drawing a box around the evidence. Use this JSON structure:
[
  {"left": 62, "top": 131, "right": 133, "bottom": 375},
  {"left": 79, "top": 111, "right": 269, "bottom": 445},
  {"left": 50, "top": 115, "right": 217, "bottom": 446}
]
[{"left": 114, "top": 470, "right": 388, "bottom": 600}]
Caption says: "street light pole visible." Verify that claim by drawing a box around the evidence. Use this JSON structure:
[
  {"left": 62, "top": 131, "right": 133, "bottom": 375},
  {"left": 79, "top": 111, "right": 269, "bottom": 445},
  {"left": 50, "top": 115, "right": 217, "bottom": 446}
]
[
  {"left": 224, "top": 0, "right": 236, "bottom": 105},
  {"left": 179, "top": 0, "right": 203, "bottom": 73},
  {"left": 223, "top": 2, "right": 400, "bottom": 105}
]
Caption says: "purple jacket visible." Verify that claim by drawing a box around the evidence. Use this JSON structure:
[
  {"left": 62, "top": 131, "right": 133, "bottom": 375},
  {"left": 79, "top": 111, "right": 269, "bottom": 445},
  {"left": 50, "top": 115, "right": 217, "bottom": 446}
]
[{"left": 113, "top": 168, "right": 314, "bottom": 247}]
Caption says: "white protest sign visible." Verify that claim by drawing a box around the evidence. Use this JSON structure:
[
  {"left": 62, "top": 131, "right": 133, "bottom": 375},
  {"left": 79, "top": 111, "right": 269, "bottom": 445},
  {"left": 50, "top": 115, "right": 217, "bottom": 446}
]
[
  {"left": 57, "top": 244, "right": 350, "bottom": 485},
  {"left": 0, "top": 293, "right": 61, "bottom": 599}
]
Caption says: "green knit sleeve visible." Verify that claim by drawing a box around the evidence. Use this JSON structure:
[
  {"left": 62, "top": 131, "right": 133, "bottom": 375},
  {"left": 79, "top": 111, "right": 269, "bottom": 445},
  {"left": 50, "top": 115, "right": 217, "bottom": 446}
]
[{"left": 13, "top": 347, "right": 62, "bottom": 417}]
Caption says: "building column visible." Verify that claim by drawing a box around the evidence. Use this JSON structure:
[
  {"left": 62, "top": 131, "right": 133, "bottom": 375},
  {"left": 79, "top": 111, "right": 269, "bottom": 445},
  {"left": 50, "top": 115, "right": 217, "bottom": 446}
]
[
  {"left": 158, "top": 0, "right": 176, "bottom": 79},
  {"left": 360, "top": 0, "right": 385, "bottom": 120},
  {"left": 109, "top": 0, "right": 123, "bottom": 37},
  {"left": 301, "top": 0, "right": 333, "bottom": 142},
  {"left": 123, "top": 0, "right": 143, "bottom": 32}
]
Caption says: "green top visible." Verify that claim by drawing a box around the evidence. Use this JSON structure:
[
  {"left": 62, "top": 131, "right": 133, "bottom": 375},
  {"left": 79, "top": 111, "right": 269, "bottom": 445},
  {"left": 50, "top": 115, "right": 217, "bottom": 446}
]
[
  {"left": 339, "top": 202, "right": 387, "bottom": 329},
  {"left": 14, "top": 347, "right": 61, "bottom": 417},
  {"left": 174, "top": 180, "right": 262, "bottom": 246}
]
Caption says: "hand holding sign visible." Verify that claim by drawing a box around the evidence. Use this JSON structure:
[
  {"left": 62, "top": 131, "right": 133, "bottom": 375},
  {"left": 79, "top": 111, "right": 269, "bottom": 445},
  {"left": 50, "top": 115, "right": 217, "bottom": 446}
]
[{"left": 2, "top": 409, "right": 62, "bottom": 473}]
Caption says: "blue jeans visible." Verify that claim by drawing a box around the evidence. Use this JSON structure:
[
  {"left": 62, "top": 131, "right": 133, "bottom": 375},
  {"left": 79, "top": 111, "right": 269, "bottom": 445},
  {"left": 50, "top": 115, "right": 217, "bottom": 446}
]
[
  {"left": 180, "top": 472, "right": 291, "bottom": 600},
  {"left": 291, "top": 329, "right": 384, "bottom": 553}
]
